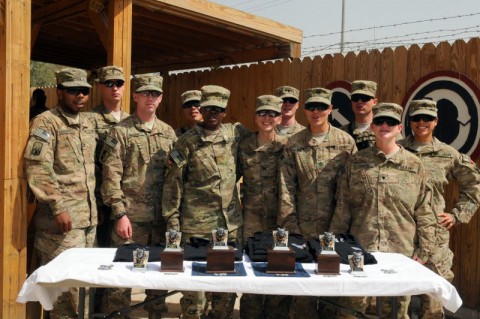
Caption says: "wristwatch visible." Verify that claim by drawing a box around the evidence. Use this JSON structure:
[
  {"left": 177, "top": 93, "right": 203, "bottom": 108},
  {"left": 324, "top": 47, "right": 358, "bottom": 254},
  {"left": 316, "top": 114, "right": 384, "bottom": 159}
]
[{"left": 115, "top": 212, "right": 127, "bottom": 220}]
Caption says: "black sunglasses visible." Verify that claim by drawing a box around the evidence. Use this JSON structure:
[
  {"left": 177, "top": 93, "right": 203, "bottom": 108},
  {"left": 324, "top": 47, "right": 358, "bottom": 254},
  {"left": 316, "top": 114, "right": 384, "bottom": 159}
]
[
  {"left": 202, "top": 106, "right": 225, "bottom": 113},
  {"left": 139, "top": 90, "right": 162, "bottom": 97},
  {"left": 182, "top": 101, "right": 201, "bottom": 109},
  {"left": 409, "top": 115, "right": 436, "bottom": 122},
  {"left": 372, "top": 117, "right": 400, "bottom": 127},
  {"left": 64, "top": 87, "right": 90, "bottom": 96},
  {"left": 282, "top": 98, "right": 298, "bottom": 104},
  {"left": 351, "top": 94, "right": 373, "bottom": 102},
  {"left": 304, "top": 103, "right": 330, "bottom": 112},
  {"left": 256, "top": 110, "right": 281, "bottom": 117},
  {"left": 103, "top": 80, "right": 124, "bottom": 88}
]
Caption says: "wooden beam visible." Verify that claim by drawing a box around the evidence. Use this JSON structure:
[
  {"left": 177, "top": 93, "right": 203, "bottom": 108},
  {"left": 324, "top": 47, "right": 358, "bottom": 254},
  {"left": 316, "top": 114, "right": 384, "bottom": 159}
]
[
  {"left": 32, "top": 0, "right": 85, "bottom": 25},
  {"left": 0, "top": 0, "right": 30, "bottom": 317},
  {"left": 30, "top": 23, "right": 41, "bottom": 50},
  {"left": 0, "top": 0, "right": 4, "bottom": 27},
  {"left": 108, "top": 0, "right": 132, "bottom": 113},
  {"left": 88, "top": 9, "right": 108, "bottom": 50}
]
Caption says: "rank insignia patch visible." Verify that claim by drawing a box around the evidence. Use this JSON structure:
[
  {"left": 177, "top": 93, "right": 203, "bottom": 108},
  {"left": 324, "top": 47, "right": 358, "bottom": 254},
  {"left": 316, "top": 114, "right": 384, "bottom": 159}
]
[{"left": 31, "top": 142, "right": 43, "bottom": 156}]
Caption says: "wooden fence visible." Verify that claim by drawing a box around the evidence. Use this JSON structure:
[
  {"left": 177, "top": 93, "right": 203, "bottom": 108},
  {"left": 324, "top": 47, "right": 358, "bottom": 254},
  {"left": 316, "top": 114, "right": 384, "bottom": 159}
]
[{"left": 33, "top": 38, "right": 480, "bottom": 309}]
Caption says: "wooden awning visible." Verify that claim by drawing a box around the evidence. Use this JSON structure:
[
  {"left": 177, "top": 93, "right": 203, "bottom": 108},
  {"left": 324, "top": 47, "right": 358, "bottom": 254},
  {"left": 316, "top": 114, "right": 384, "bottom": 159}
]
[{"left": 31, "top": 0, "right": 303, "bottom": 73}]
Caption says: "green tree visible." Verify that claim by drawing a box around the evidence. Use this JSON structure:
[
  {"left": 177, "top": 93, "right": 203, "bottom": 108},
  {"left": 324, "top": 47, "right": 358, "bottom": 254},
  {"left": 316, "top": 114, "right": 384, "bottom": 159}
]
[{"left": 30, "top": 61, "right": 66, "bottom": 87}]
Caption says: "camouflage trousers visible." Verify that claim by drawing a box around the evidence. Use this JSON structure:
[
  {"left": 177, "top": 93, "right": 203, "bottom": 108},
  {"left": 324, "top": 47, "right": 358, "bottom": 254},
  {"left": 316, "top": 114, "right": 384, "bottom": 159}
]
[
  {"left": 288, "top": 296, "right": 337, "bottom": 319},
  {"left": 180, "top": 230, "right": 240, "bottom": 319},
  {"left": 36, "top": 226, "right": 96, "bottom": 319},
  {"left": 240, "top": 294, "right": 291, "bottom": 319},
  {"left": 100, "top": 222, "right": 167, "bottom": 318},
  {"left": 419, "top": 247, "right": 454, "bottom": 319},
  {"left": 336, "top": 296, "right": 411, "bottom": 319}
]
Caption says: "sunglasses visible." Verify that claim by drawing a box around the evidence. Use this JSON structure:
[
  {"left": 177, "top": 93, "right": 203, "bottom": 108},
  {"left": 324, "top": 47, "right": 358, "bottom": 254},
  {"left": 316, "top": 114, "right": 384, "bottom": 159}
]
[
  {"left": 351, "top": 94, "right": 373, "bottom": 102},
  {"left": 64, "top": 87, "right": 90, "bottom": 96},
  {"left": 304, "top": 103, "right": 330, "bottom": 112},
  {"left": 372, "top": 117, "right": 400, "bottom": 127},
  {"left": 409, "top": 115, "right": 436, "bottom": 122},
  {"left": 202, "top": 106, "right": 225, "bottom": 113},
  {"left": 182, "top": 102, "right": 201, "bottom": 109},
  {"left": 256, "top": 110, "right": 281, "bottom": 117},
  {"left": 103, "top": 80, "right": 124, "bottom": 88},
  {"left": 282, "top": 98, "right": 298, "bottom": 104},
  {"left": 139, "top": 90, "right": 162, "bottom": 97}
]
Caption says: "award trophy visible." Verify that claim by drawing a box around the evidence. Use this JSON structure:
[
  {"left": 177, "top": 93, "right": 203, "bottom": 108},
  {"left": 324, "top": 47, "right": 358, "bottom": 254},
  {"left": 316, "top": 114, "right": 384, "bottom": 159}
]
[
  {"left": 132, "top": 248, "right": 149, "bottom": 272},
  {"left": 316, "top": 232, "right": 340, "bottom": 275},
  {"left": 161, "top": 229, "right": 184, "bottom": 272},
  {"left": 206, "top": 227, "right": 235, "bottom": 273},
  {"left": 267, "top": 228, "right": 295, "bottom": 273},
  {"left": 348, "top": 251, "right": 364, "bottom": 273}
]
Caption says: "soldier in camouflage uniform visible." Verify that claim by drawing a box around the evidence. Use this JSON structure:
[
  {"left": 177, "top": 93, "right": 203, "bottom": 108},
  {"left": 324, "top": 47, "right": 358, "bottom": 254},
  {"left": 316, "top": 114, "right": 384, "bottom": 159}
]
[
  {"left": 400, "top": 99, "right": 480, "bottom": 319},
  {"left": 274, "top": 85, "right": 305, "bottom": 136},
  {"left": 163, "top": 85, "right": 249, "bottom": 319},
  {"left": 278, "top": 88, "right": 356, "bottom": 318},
  {"left": 175, "top": 90, "right": 203, "bottom": 137},
  {"left": 330, "top": 102, "right": 437, "bottom": 319},
  {"left": 238, "top": 95, "right": 289, "bottom": 319},
  {"left": 100, "top": 73, "right": 176, "bottom": 319},
  {"left": 89, "top": 66, "right": 130, "bottom": 248},
  {"left": 25, "top": 68, "right": 97, "bottom": 319}
]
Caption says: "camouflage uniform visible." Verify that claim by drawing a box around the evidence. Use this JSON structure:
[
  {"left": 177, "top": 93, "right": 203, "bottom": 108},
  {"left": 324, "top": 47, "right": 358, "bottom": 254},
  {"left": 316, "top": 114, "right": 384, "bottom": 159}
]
[
  {"left": 339, "top": 123, "right": 376, "bottom": 150},
  {"left": 163, "top": 85, "right": 249, "bottom": 319},
  {"left": 238, "top": 95, "right": 291, "bottom": 319},
  {"left": 274, "top": 121, "right": 305, "bottom": 137},
  {"left": 400, "top": 99, "right": 480, "bottom": 319},
  {"left": 275, "top": 85, "right": 305, "bottom": 137},
  {"left": 176, "top": 90, "right": 202, "bottom": 137},
  {"left": 25, "top": 68, "right": 96, "bottom": 319},
  {"left": 175, "top": 125, "right": 193, "bottom": 137},
  {"left": 100, "top": 74, "right": 176, "bottom": 318},
  {"left": 330, "top": 114, "right": 437, "bottom": 319}
]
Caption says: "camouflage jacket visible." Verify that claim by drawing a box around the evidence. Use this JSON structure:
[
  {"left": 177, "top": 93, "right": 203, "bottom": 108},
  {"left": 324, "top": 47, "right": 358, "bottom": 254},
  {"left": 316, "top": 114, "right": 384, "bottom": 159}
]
[
  {"left": 24, "top": 106, "right": 97, "bottom": 230},
  {"left": 175, "top": 125, "right": 194, "bottom": 137},
  {"left": 340, "top": 122, "right": 403, "bottom": 151},
  {"left": 400, "top": 136, "right": 480, "bottom": 249},
  {"left": 330, "top": 146, "right": 437, "bottom": 262},
  {"left": 238, "top": 132, "right": 288, "bottom": 237},
  {"left": 274, "top": 121, "right": 305, "bottom": 137},
  {"left": 162, "top": 123, "right": 250, "bottom": 235},
  {"left": 88, "top": 103, "right": 130, "bottom": 202},
  {"left": 278, "top": 125, "right": 357, "bottom": 239},
  {"left": 100, "top": 114, "right": 176, "bottom": 222}
]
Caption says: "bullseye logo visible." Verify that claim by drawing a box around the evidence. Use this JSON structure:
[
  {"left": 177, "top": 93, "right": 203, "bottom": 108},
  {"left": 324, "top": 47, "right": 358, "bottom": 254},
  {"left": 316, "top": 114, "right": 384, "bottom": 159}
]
[
  {"left": 402, "top": 71, "right": 480, "bottom": 158},
  {"left": 326, "top": 81, "right": 352, "bottom": 128}
]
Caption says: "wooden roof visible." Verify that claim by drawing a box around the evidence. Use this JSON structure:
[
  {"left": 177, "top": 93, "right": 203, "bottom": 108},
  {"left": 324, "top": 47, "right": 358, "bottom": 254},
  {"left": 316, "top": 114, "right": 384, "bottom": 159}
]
[{"left": 31, "top": 0, "right": 303, "bottom": 73}]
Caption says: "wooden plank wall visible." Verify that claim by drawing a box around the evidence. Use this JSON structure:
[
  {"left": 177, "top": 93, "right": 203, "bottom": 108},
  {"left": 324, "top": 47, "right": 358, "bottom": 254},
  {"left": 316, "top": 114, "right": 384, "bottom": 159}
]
[{"left": 31, "top": 38, "right": 480, "bottom": 309}]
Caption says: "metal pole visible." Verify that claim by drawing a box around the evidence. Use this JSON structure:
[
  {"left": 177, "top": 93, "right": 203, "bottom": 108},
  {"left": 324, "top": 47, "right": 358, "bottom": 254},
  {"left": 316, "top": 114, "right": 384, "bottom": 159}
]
[{"left": 340, "top": 0, "right": 345, "bottom": 53}]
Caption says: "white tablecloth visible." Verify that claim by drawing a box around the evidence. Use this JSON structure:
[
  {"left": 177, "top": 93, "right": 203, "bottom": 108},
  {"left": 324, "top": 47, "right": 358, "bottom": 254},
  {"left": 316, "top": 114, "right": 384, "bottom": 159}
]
[{"left": 17, "top": 248, "right": 462, "bottom": 312}]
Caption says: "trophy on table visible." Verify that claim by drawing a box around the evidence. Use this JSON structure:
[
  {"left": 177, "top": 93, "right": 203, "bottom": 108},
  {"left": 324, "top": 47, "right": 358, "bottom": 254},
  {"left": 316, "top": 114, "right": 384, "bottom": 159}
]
[
  {"left": 349, "top": 251, "right": 364, "bottom": 272},
  {"left": 132, "top": 248, "right": 149, "bottom": 272},
  {"left": 165, "top": 229, "right": 182, "bottom": 250},
  {"left": 267, "top": 227, "right": 295, "bottom": 273},
  {"left": 316, "top": 231, "right": 340, "bottom": 275},
  {"left": 272, "top": 228, "right": 289, "bottom": 249},
  {"left": 161, "top": 229, "right": 184, "bottom": 272},
  {"left": 212, "top": 227, "right": 228, "bottom": 248},
  {"left": 206, "top": 227, "right": 235, "bottom": 273}
]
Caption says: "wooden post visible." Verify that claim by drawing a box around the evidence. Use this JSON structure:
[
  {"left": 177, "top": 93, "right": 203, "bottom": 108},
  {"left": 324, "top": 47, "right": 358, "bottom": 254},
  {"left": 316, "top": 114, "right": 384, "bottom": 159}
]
[
  {"left": 108, "top": 0, "right": 132, "bottom": 114},
  {"left": 0, "top": 0, "right": 30, "bottom": 317}
]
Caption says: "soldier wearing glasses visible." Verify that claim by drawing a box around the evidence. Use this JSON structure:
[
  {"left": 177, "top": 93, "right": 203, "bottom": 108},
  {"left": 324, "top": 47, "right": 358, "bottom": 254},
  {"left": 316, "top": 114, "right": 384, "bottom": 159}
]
[
  {"left": 274, "top": 85, "right": 305, "bottom": 137},
  {"left": 175, "top": 89, "right": 203, "bottom": 137},
  {"left": 400, "top": 99, "right": 480, "bottom": 319},
  {"left": 89, "top": 66, "right": 130, "bottom": 248},
  {"left": 100, "top": 73, "right": 176, "bottom": 318},
  {"left": 25, "top": 68, "right": 97, "bottom": 318},
  {"left": 163, "top": 85, "right": 249, "bottom": 319},
  {"left": 330, "top": 103, "right": 437, "bottom": 319},
  {"left": 278, "top": 88, "right": 356, "bottom": 318}
]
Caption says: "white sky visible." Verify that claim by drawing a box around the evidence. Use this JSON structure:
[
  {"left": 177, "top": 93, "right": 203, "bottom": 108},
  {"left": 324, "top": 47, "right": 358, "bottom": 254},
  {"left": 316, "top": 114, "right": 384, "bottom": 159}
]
[{"left": 211, "top": 0, "right": 480, "bottom": 57}]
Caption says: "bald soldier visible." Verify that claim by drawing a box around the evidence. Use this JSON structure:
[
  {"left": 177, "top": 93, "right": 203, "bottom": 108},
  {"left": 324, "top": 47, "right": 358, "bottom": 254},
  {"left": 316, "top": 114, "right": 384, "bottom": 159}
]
[{"left": 25, "top": 68, "right": 97, "bottom": 318}]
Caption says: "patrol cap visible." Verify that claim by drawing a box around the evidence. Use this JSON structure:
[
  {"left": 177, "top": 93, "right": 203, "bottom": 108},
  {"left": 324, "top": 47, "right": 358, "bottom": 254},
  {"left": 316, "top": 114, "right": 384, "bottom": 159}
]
[
  {"left": 181, "top": 90, "right": 202, "bottom": 106},
  {"left": 133, "top": 73, "right": 163, "bottom": 93},
  {"left": 200, "top": 85, "right": 230, "bottom": 108},
  {"left": 373, "top": 102, "right": 403, "bottom": 122},
  {"left": 304, "top": 87, "right": 332, "bottom": 105},
  {"left": 408, "top": 99, "right": 438, "bottom": 117},
  {"left": 56, "top": 68, "right": 92, "bottom": 88},
  {"left": 351, "top": 80, "right": 377, "bottom": 98},
  {"left": 97, "top": 66, "right": 125, "bottom": 82},
  {"left": 275, "top": 85, "right": 299, "bottom": 101},
  {"left": 255, "top": 95, "right": 282, "bottom": 113}
]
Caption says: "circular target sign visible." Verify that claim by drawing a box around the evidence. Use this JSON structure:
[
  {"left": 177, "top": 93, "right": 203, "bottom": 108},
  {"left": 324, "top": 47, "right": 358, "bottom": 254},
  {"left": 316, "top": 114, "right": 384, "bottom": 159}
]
[{"left": 327, "top": 80, "right": 352, "bottom": 128}]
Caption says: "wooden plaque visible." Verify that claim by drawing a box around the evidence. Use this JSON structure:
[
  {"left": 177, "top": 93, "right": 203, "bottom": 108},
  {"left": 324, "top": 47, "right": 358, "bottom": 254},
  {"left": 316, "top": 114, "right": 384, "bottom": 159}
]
[
  {"left": 267, "top": 248, "right": 295, "bottom": 274},
  {"left": 160, "top": 249, "right": 184, "bottom": 272},
  {"left": 316, "top": 252, "right": 340, "bottom": 275},
  {"left": 206, "top": 247, "right": 235, "bottom": 273}
]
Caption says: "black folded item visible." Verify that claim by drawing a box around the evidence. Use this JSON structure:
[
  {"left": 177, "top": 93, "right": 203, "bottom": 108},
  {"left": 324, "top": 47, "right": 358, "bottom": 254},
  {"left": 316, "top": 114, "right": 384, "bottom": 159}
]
[
  {"left": 245, "top": 231, "right": 313, "bottom": 263},
  {"left": 183, "top": 237, "right": 243, "bottom": 261},
  {"left": 113, "top": 243, "right": 165, "bottom": 262},
  {"left": 307, "top": 233, "right": 377, "bottom": 265}
]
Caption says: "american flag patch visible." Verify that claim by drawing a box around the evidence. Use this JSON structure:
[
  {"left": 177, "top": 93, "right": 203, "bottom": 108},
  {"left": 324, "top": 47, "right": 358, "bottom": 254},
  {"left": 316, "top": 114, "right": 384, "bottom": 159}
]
[
  {"left": 104, "top": 136, "right": 118, "bottom": 148},
  {"left": 33, "top": 128, "right": 50, "bottom": 142},
  {"left": 169, "top": 150, "right": 185, "bottom": 165}
]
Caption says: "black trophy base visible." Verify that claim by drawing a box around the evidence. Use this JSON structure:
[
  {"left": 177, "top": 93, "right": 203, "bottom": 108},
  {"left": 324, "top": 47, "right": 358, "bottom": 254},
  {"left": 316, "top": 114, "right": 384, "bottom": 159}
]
[
  {"left": 267, "top": 247, "right": 295, "bottom": 274},
  {"left": 206, "top": 247, "right": 235, "bottom": 273},
  {"left": 316, "top": 252, "right": 340, "bottom": 275},
  {"left": 161, "top": 249, "right": 184, "bottom": 272}
]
